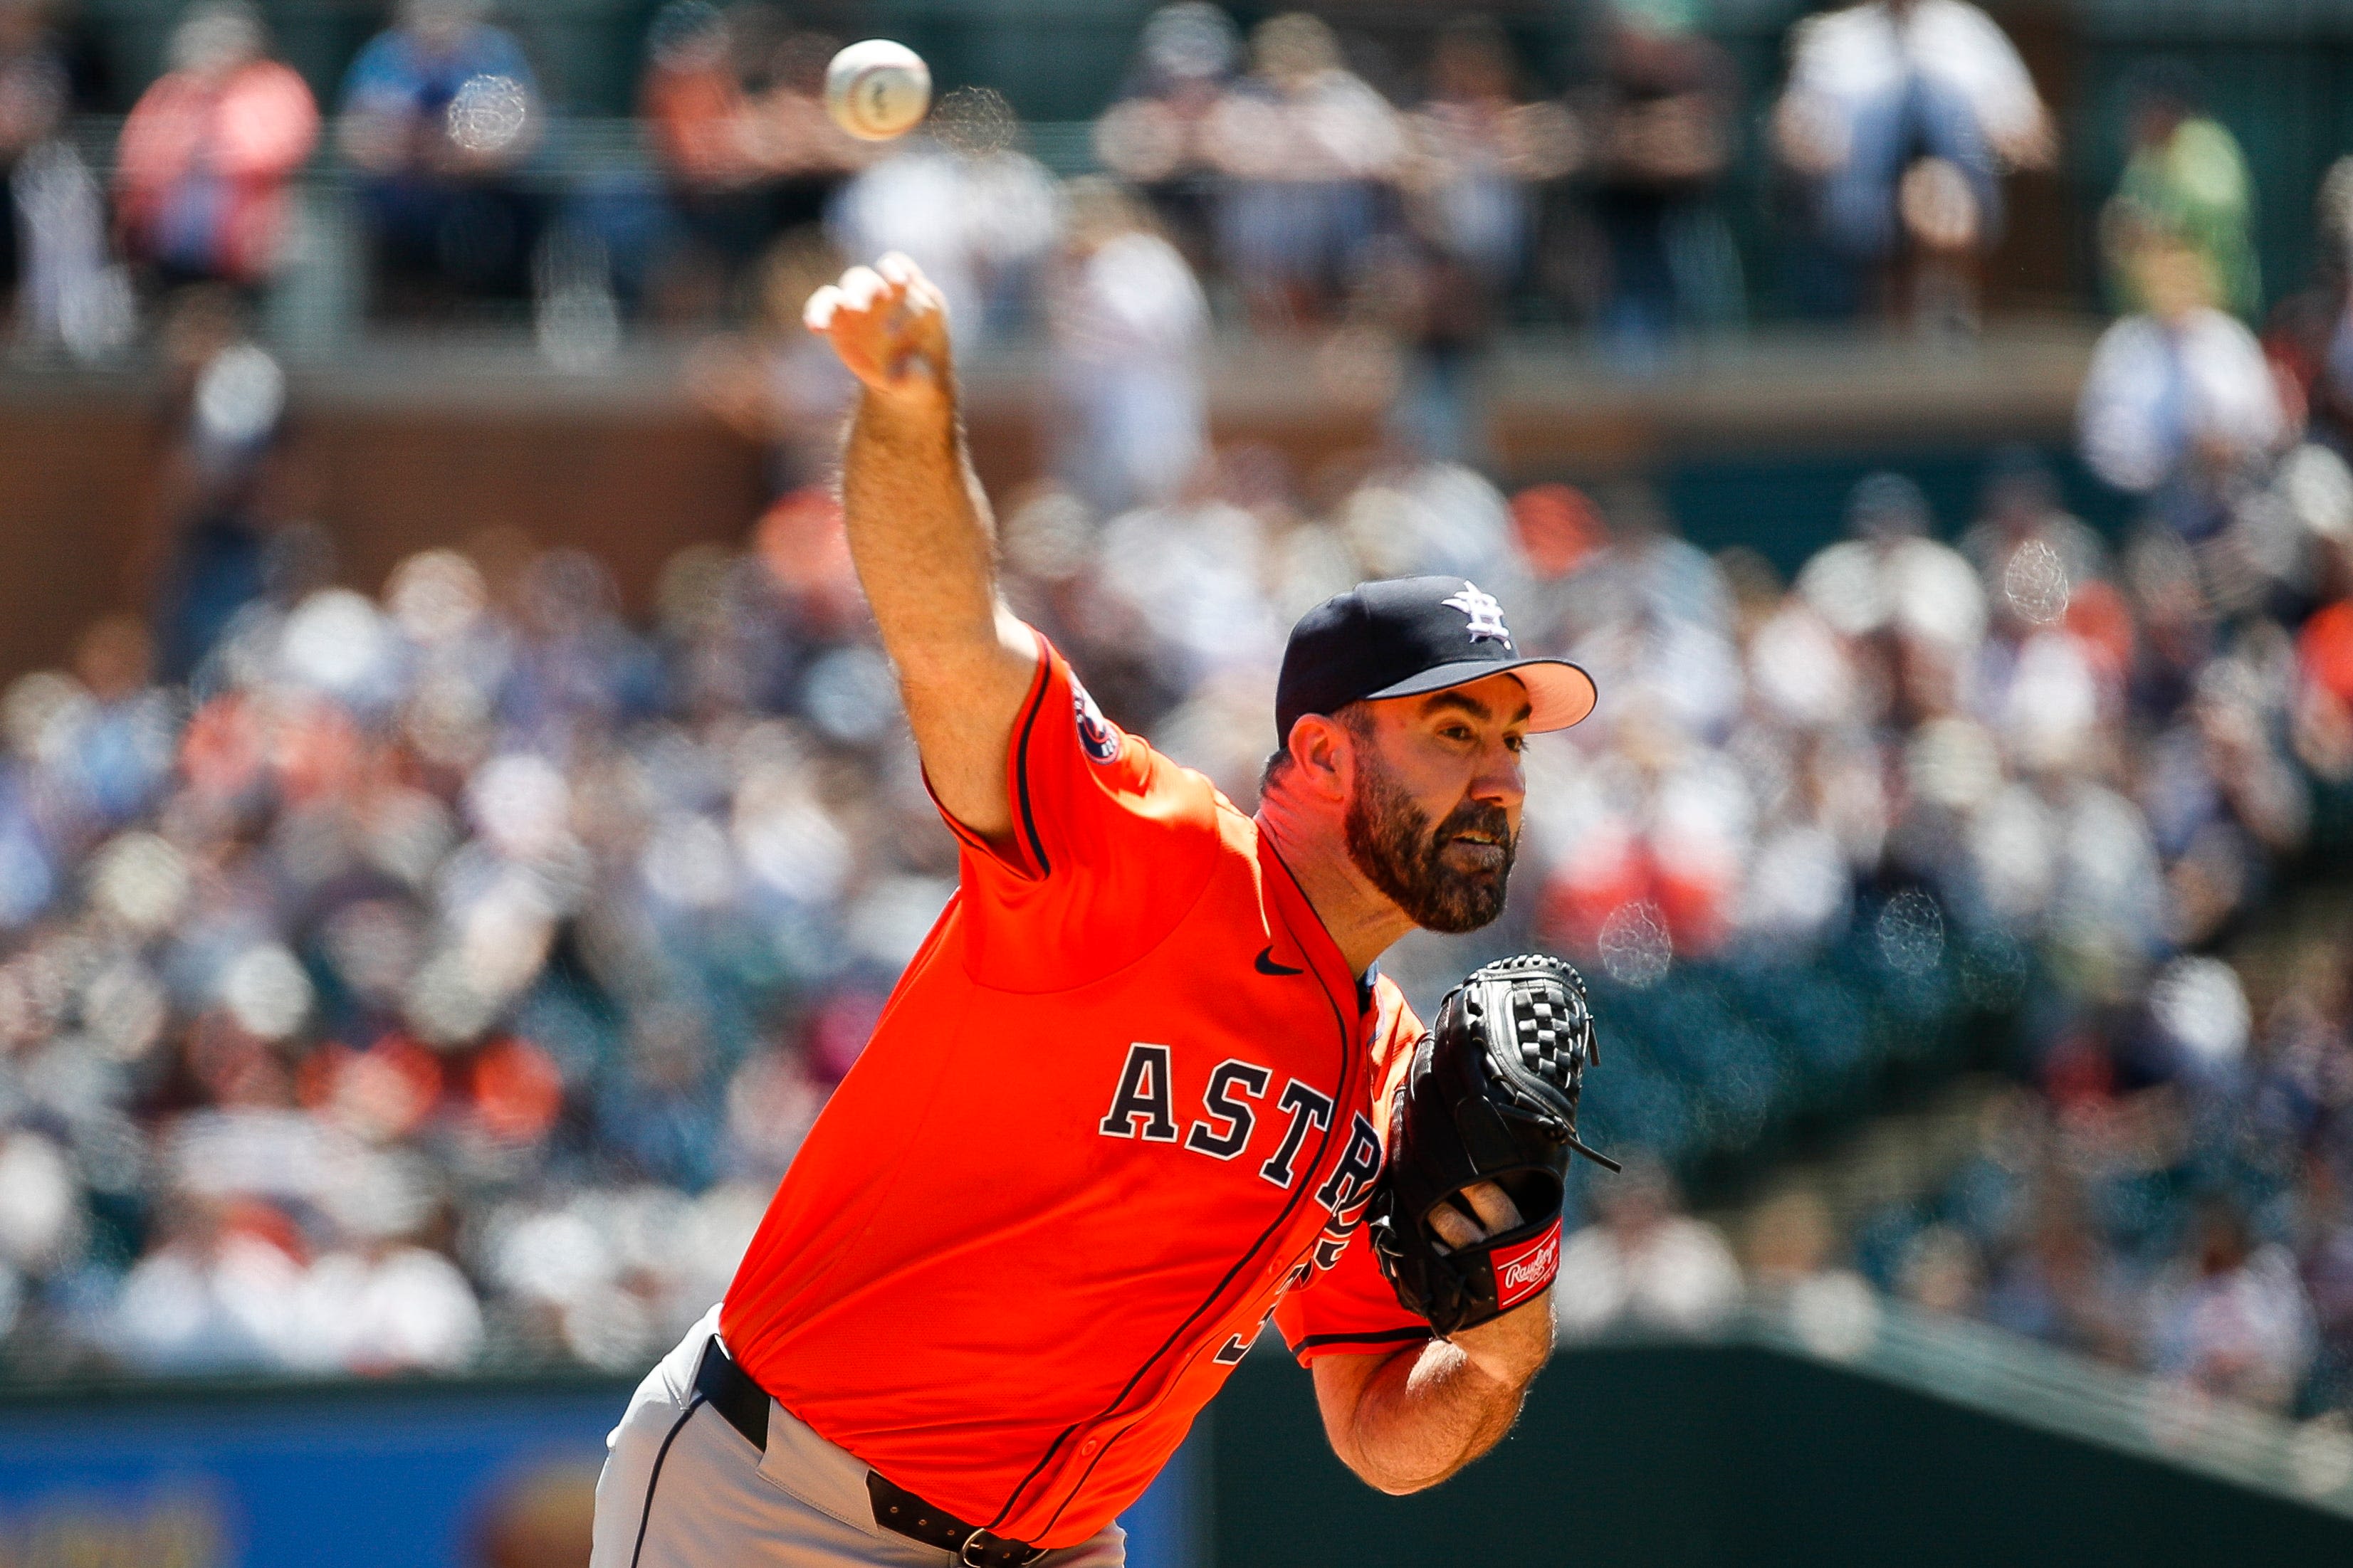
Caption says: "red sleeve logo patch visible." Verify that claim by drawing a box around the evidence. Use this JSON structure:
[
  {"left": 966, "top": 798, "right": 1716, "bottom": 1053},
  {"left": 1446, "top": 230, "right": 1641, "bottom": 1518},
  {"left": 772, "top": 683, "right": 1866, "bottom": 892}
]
[{"left": 1490, "top": 1217, "right": 1563, "bottom": 1310}]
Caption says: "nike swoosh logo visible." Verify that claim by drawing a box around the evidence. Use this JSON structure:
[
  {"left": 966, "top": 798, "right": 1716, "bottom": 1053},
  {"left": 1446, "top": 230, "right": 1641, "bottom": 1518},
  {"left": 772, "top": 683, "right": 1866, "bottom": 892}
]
[{"left": 1254, "top": 946, "right": 1305, "bottom": 977}]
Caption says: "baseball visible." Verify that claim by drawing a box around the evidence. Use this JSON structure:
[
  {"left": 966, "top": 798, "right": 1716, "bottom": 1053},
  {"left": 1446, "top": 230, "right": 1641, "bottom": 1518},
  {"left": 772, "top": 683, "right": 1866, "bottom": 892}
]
[{"left": 824, "top": 39, "right": 931, "bottom": 142}]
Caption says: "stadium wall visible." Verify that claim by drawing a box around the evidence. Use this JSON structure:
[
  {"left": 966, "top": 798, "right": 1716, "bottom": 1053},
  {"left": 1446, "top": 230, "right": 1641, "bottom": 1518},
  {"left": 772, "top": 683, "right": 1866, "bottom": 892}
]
[{"left": 1210, "top": 1320, "right": 2353, "bottom": 1568}]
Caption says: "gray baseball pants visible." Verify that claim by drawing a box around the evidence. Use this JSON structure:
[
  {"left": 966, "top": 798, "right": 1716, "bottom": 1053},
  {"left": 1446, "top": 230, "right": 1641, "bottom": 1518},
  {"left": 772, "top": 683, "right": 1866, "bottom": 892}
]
[{"left": 589, "top": 1305, "right": 1128, "bottom": 1568}]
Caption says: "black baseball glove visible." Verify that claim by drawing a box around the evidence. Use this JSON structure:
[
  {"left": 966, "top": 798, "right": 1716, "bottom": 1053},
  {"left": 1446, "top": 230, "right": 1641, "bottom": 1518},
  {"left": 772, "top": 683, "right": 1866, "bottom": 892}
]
[{"left": 1367, "top": 954, "right": 1616, "bottom": 1338}]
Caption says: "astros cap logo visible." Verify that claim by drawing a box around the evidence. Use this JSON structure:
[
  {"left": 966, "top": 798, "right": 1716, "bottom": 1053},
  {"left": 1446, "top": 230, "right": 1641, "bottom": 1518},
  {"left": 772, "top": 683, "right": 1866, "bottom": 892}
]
[{"left": 1442, "top": 582, "right": 1513, "bottom": 648}]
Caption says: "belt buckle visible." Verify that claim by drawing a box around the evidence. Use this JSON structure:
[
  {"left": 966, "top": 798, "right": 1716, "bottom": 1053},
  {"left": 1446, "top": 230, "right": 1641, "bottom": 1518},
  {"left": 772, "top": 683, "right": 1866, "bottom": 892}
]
[{"left": 958, "top": 1529, "right": 1030, "bottom": 1567}]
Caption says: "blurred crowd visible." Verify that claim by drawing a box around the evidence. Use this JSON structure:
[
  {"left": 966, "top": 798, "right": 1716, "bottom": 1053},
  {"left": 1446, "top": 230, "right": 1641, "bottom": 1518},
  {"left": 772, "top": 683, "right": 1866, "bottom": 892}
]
[
  {"left": 1529, "top": 240, "right": 2353, "bottom": 1427},
  {"left": 1834, "top": 941, "right": 2353, "bottom": 1427},
  {"left": 0, "top": 0, "right": 2280, "bottom": 363},
  {"left": 0, "top": 358, "right": 2348, "bottom": 1384},
  {"left": 1554, "top": 911, "right": 2353, "bottom": 1433}
]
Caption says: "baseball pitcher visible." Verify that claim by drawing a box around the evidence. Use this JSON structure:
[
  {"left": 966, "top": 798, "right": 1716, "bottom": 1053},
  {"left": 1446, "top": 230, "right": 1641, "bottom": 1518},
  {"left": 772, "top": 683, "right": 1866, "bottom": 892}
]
[{"left": 588, "top": 253, "right": 1608, "bottom": 1568}]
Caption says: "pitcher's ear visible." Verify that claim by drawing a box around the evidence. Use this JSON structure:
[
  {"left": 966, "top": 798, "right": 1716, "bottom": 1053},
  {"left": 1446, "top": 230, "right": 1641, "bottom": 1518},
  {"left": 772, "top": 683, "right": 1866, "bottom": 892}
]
[{"left": 1286, "top": 712, "right": 1357, "bottom": 803}]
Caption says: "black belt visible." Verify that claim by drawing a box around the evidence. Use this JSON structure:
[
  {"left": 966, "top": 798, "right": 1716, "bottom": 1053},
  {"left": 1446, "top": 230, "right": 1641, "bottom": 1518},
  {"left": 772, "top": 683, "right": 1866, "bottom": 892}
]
[{"left": 692, "top": 1337, "right": 1045, "bottom": 1567}]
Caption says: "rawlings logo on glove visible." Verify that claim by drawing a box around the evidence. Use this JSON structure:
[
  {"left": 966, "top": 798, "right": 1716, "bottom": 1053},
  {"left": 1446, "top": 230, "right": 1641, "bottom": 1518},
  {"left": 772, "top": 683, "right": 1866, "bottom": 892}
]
[
  {"left": 1492, "top": 1219, "right": 1563, "bottom": 1309},
  {"left": 1367, "top": 954, "right": 1615, "bottom": 1337}
]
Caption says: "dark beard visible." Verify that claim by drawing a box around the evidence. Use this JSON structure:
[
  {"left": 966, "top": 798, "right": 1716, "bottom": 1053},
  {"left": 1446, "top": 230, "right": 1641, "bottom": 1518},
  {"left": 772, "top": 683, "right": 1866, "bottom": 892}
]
[{"left": 1343, "top": 753, "right": 1516, "bottom": 935}]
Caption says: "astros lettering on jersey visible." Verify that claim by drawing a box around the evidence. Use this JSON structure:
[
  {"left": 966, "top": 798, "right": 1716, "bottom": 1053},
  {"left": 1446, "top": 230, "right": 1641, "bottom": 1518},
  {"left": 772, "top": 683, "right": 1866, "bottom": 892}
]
[{"left": 721, "top": 638, "right": 1430, "bottom": 1550}]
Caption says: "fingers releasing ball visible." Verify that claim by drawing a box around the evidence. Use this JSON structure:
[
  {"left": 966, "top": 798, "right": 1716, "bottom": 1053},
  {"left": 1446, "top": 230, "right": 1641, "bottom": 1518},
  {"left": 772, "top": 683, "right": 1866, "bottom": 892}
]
[{"left": 825, "top": 41, "right": 931, "bottom": 142}]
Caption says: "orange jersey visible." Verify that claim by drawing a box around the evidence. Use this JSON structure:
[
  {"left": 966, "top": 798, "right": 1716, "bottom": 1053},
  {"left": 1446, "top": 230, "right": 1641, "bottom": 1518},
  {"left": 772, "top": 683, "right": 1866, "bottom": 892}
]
[{"left": 721, "top": 637, "right": 1430, "bottom": 1547}]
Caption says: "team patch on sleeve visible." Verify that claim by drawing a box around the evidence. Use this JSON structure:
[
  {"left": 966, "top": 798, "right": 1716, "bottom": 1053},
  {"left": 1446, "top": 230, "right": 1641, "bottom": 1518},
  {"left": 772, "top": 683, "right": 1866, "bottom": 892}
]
[{"left": 1071, "top": 675, "right": 1121, "bottom": 764}]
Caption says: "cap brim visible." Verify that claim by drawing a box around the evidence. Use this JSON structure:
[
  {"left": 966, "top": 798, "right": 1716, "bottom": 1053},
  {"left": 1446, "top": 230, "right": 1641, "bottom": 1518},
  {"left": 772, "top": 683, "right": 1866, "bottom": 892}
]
[{"left": 1361, "top": 657, "right": 1598, "bottom": 732}]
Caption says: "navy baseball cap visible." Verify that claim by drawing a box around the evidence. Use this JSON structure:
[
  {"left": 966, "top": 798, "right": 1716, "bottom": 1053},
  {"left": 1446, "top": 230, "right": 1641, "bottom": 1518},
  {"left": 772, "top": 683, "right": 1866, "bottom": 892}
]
[{"left": 1275, "top": 577, "right": 1598, "bottom": 742}]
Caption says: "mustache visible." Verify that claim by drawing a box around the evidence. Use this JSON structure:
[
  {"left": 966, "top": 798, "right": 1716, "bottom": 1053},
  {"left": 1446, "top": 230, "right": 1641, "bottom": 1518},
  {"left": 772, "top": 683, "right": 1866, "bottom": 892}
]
[{"left": 1430, "top": 799, "right": 1514, "bottom": 853}]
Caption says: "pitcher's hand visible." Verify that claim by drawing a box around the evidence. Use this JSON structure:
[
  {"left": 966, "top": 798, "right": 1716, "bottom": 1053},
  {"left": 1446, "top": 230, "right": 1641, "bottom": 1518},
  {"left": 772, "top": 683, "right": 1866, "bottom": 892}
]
[
  {"left": 1428, "top": 1183, "right": 1554, "bottom": 1385},
  {"left": 804, "top": 252, "right": 953, "bottom": 409},
  {"left": 1425, "top": 1182, "right": 1519, "bottom": 1254}
]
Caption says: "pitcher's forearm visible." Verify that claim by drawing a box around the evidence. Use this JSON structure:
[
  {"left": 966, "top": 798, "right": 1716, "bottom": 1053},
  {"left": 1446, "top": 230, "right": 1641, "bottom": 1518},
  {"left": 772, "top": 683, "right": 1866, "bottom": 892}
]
[
  {"left": 1314, "top": 1285, "right": 1552, "bottom": 1496},
  {"left": 1339, "top": 1337, "right": 1532, "bottom": 1495},
  {"left": 841, "top": 386, "right": 1005, "bottom": 663}
]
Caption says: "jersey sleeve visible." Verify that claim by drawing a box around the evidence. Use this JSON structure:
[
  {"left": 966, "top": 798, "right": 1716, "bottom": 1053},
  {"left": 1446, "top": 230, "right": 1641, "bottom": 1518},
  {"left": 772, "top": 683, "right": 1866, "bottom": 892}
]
[
  {"left": 933, "top": 633, "right": 1225, "bottom": 991},
  {"left": 1271, "top": 1227, "right": 1431, "bottom": 1365}
]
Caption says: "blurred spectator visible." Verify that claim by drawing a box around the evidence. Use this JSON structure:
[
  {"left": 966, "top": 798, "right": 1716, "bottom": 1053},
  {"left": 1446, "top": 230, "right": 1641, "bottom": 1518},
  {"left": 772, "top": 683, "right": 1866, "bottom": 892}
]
[
  {"left": 1895, "top": 1224, "right": 1984, "bottom": 1317},
  {"left": 2079, "top": 228, "right": 2287, "bottom": 538},
  {"left": 337, "top": 0, "right": 543, "bottom": 318},
  {"left": 1378, "top": 20, "right": 1575, "bottom": 457},
  {"left": 728, "top": 19, "right": 851, "bottom": 237},
  {"left": 1508, "top": 482, "right": 1605, "bottom": 586},
  {"left": 1958, "top": 446, "right": 2110, "bottom": 620},
  {"left": 1202, "top": 12, "right": 1401, "bottom": 327},
  {"left": 1554, "top": 1157, "right": 1742, "bottom": 1337},
  {"left": 686, "top": 228, "right": 854, "bottom": 495},
  {"left": 1573, "top": 0, "right": 1741, "bottom": 355},
  {"left": 1534, "top": 487, "right": 1752, "bottom": 963},
  {"left": 2270, "top": 160, "right": 2353, "bottom": 457},
  {"left": 301, "top": 1233, "right": 485, "bottom": 1374},
  {"left": 0, "top": 0, "right": 65, "bottom": 330},
  {"left": 637, "top": 2, "right": 864, "bottom": 323},
  {"left": 827, "top": 115, "right": 1061, "bottom": 346},
  {"left": 1047, "top": 178, "right": 1210, "bottom": 515},
  {"left": 115, "top": 1194, "right": 482, "bottom": 1375},
  {"left": 2303, "top": 542, "right": 2353, "bottom": 784},
  {"left": 1745, "top": 1186, "right": 1882, "bottom": 1355},
  {"left": 639, "top": 0, "right": 767, "bottom": 319},
  {"left": 1399, "top": 19, "right": 1573, "bottom": 305},
  {"left": 1980, "top": 1187, "right": 2138, "bottom": 1364},
  {"left": 137, "top": 285, "right": 291, "bottom": 680},
  {"left": 2148, "top": 1199, "right": 2316, "bottom": 1412},
  {"left": 2103, "top": 62, "right": 2258, "bottom": 323},
  {"left": 112, "top": 2, "right": 318, "bottom": 300},
  {"left": 1556, "top": 480, "right": 1734, "bottom": 638},
  {"left": 2305, "top": 1148, "right": 2353, "bottom": 1415},
  {"left": 1771, "top": 0, "right": 2053, "bottom": 328},
  {"left": 1093, "top": 2, "right": 1242, "bottom": 270},
  {"left": 1746, "top": 1186, "right": 1848, "bottom": 1293},
  {"left": 115, "top": 1198, "right": 316, "bottom": 1373},
  {"left": 1796, "top": 471, "right": 1983, "bottom": 720},
  {"left": 1, "top": 0, "right": 128, "bottom": 357}
]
